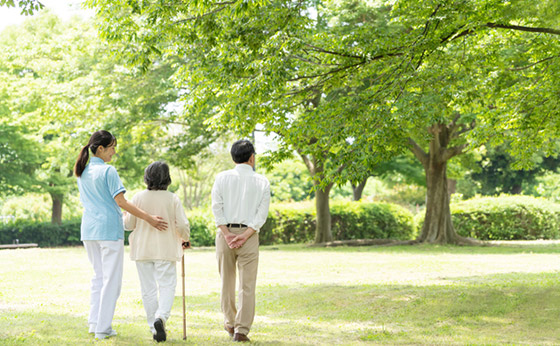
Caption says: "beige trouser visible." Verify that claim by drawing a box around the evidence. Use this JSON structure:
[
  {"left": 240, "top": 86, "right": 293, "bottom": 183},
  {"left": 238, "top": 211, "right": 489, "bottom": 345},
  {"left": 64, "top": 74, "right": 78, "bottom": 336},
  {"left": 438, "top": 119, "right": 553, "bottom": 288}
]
[{"left": 216, "top": 227, "right": 259, "bottom": 335}]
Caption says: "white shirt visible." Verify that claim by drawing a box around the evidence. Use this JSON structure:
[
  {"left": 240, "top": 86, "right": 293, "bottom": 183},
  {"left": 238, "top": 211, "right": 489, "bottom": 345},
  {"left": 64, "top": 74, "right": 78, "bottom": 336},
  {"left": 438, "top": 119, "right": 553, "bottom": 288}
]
[{"left": 211, "top": 164, "right": 271, "bottom": 232}]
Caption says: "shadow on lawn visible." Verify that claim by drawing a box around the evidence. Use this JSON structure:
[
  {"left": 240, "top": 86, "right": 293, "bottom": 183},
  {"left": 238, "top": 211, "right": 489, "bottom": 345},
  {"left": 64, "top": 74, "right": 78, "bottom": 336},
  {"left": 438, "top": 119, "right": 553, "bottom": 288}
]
[
  {"left": 2, "top": 271, "right": 560, "bottom": 345},
  {"left": 266, "top": 241, "right": 560, "bottom": 255}
]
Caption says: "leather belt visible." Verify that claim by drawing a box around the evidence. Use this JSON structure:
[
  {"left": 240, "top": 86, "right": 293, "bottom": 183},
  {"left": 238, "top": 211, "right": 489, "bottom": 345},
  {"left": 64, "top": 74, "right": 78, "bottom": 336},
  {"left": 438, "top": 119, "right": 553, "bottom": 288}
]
[{"left": 227, "top": 223, "right": 247, "bottom": 228}]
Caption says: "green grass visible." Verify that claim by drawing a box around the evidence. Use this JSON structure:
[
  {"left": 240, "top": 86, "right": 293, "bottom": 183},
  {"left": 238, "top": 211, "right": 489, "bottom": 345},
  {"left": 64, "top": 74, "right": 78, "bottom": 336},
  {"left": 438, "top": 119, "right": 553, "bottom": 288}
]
[{"left": 2, "top": 242, "right": 560, "bottom": 344}]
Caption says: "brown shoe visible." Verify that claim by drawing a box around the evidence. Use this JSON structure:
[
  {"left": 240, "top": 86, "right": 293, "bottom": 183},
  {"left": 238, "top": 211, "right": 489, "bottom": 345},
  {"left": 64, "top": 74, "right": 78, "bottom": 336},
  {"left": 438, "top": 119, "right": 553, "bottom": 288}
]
[
  {"left": 233, "top": 333, "right": 250, "bottom": 342},
  {"left": 224, "top": 325, "right": 234, "bottom": 337}
]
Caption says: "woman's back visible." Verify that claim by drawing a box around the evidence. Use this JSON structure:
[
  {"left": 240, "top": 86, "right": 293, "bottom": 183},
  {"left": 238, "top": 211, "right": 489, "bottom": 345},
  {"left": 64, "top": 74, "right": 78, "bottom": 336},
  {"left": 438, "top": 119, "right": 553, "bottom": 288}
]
[{"left": 125, "top": 190, "right": 190, "bottom": 262}]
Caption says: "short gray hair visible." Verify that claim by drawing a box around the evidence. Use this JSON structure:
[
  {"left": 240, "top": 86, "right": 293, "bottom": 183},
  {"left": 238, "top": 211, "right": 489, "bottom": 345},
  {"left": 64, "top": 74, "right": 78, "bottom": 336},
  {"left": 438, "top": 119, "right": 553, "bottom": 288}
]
[{"left": 144, "top": 161, "right": 171, "bottom": 191}]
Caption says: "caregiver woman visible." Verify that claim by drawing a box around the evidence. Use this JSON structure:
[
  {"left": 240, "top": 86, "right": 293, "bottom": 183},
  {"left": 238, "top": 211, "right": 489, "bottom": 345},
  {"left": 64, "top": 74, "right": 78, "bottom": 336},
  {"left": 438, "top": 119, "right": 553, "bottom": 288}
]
[{"left": 74, "top": 130, "right": 168, "bottom": 340}]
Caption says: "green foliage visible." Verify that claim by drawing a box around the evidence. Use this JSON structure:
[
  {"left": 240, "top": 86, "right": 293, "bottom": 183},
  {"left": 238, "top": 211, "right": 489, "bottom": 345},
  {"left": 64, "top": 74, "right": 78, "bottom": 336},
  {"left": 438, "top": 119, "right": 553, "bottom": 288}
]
[
  {"left": 260, "top": 202, "right": 316, "bottom": 244},
  {"left": 0, "top": 192, "right": 82, "bottom": 223},
  {"left": 331, "top": 201, "right": 416, "bottom": 240},
  {"left": 265, "top": 159, "right": 314, "bottom": 203},
  {"left": 0, "top": 219, "right": 82, "bottom": 247},
  {"left": 531, "top": 173, "right": 560, "bottom": 203},
  {"left": 468, "top": 144, "right": 560, "bottom": 195},
  {"left": 0, "top": 0, "right": 43, "bottom": 15},
  {"left": 453, "top": 196, "right": 560, "bottom": 240},
  {"left": 260, "top": 201, "right": 416, "bottom": 244},
  {"left": 186, "top": 208, "right": 216, "bottom": 247},
  {"left": 416, "top": 195, "right": 560, "bottom": 240}
]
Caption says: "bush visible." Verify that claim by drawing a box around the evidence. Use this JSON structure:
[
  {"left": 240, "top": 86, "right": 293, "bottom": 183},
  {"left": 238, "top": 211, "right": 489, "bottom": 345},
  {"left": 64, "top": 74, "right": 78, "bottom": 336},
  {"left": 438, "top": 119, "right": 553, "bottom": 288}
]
[
  {"left": 0, "top": 209, "right": 218, "bottom": 247},
  {"left": 260, "top": 202, "right": 316, "bottom": 244},
  {"left": 260, "top": 201, "right": 416, "bottom": 245},
  {"left": 0, "top": 201, "right": 416, "bottom": 247},
  {"left": 187, "top": 209, "right": 216, "bottom": 247},
  {"left": 0, "top": 220, "right": 82, "bottom": 247},
  {"left": 414, "top": 195, "right": 560, "bottom": 240},
  {"left": 452, "top": 196, "right": 560, "bottom": 240}
]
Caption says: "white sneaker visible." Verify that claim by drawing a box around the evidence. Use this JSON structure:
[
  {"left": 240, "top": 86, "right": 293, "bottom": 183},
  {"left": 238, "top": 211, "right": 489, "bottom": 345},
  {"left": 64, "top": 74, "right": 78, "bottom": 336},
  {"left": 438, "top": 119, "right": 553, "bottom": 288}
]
[
  {"left": 88, "top": 324, "right": 96, "bottom": 334},
  {"left": 95, "top": 329, "right": 117, "bottom": 340}
]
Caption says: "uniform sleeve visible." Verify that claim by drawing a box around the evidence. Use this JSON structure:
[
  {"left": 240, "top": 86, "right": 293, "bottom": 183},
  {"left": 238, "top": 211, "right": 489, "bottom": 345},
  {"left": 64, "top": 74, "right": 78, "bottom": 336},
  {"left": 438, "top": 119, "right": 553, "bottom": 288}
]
[
  {"left": 174, "top": 195, "right": 190, "bottom": 241},
  {"left": 124, "top": 193, "right": 138, "bottom": 230},
  {"left": 106, "top": 166, "right": 126, "bottom": 199},
  {"left": 211, "top": 176, "right": 227, "bottom": 227},
  {"left": 248, "top": 179, "right": 271, "bottom": 232}
]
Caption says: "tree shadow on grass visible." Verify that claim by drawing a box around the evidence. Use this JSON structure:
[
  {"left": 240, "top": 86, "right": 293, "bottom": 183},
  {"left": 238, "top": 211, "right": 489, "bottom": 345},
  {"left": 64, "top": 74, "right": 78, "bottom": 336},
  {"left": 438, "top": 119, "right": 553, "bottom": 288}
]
[
  {"left": 2, "top": 271, "right": 560, "bottom": 345},
  {"left": 264, "top": 241, "right": 560, "bottom": 255}
]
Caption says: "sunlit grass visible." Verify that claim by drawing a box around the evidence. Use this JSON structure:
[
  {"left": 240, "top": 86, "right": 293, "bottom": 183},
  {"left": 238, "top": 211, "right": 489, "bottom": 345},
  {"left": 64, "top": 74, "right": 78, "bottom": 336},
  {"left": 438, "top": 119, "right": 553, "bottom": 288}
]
[{"left": 1, "top": 242, "right": 560, "bottom": 344}]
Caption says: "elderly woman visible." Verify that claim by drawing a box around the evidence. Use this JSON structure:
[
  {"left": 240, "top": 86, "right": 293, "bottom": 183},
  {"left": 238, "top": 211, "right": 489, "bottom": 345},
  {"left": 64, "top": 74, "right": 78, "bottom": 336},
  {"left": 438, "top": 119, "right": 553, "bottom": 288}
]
[{"left": 124, "top": 161, "right": 190, "bottom": 342}]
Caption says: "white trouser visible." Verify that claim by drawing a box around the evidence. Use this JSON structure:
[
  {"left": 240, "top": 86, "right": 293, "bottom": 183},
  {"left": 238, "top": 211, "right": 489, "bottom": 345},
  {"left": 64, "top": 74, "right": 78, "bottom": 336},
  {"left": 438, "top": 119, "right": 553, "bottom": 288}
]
[
  {"left": 135, "top": 260, "right": 177, "bottom": 334},
  {"left": 83, "top": 239, "right": 124, "bottom": 335}
]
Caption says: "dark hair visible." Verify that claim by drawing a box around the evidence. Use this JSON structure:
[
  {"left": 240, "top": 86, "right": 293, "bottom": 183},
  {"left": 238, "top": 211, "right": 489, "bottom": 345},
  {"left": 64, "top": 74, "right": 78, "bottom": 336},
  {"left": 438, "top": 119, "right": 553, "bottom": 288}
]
[
  {"left": 144, "top": 161, "right": 172, "bottom": 191},
  {"left": 230, "top": 139, "right": 255, "bottom": 164},
  {"left": 74, "top": 130, "right": 117, "bottom": 177}
]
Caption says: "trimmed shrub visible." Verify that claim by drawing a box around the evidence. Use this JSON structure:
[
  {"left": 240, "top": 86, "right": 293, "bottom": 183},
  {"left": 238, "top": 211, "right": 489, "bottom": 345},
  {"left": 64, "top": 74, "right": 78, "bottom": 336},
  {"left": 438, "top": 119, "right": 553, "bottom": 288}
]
[
  {"left": 452, "top": 196, "right": 560, "bottom": 240},
  {"left": 259, "top": 202, "right": 316, "bottom": 244},
  {"left": 414, "top": 195, "right": 560, "bottom": 240},
  {"left": 260, "top": 201, "right": 416, "bottom": 245},
  {"left": 0, "top": 220, "right": 82, "bottom": 247},
  {"left": 187, "top": 209, "right": 216, "bottom": 247},
  {"left": 0, "top": 201, "right": 416, "bottom": 247}
]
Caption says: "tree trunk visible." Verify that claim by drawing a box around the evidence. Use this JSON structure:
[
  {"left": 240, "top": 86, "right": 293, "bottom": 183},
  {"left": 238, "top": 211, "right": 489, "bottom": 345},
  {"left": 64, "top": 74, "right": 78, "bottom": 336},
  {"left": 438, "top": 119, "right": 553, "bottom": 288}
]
[
  {"left": 417, "top": 160, "right": 464, "bottom": 244},
  {"left": 408, "top": 122, "right": 478, "bottom": 245},
  {"left": 298, "top": 150, "right": 335, "bottom": 244},
  {"left": 50, "top": 192, "right": 63, "bottom": 225},
  {"left": 314, "top": 184, "right": 333, "bottom": 243},
  {"left": 351, "top": 177, "right": 368, "bottom": 201},
  {"left": 447, "top": 178, "right": 457, "bottom": 196}
]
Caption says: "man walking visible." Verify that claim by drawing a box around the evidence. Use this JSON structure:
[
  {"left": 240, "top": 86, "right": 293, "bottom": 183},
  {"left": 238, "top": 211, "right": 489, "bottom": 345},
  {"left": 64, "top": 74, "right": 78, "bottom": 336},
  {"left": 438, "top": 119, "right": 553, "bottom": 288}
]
[{"left": 211, "top": 139, "right": 271, "bottom": 342}]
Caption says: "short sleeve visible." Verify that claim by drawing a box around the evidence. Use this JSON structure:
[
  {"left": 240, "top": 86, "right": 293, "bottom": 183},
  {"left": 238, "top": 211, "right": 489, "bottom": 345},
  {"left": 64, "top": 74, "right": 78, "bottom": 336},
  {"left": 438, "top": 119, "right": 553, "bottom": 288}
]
[{"left": 106, "top": 166, "right": 126, "bottom": 199}]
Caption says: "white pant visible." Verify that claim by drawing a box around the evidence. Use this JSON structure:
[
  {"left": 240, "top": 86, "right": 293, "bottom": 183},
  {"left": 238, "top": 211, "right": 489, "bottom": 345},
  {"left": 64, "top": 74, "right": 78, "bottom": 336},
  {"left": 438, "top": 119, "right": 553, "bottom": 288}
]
[
  {"left": 83, "top": 239, "right": 124, "bottom": 335},
  {"left": 135, "top": 260, "right": 177, "bottom": 333}
]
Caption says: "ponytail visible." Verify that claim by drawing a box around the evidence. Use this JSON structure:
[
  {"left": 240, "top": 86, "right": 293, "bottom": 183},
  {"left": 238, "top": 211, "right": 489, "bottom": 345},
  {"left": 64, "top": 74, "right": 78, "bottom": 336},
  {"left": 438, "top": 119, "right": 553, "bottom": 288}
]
[
  {"left": 74, "top": 130, "right": 117, "bottom": 177},
  {"left": 74, "top": 145, "right": 90, "bottom": 177}
]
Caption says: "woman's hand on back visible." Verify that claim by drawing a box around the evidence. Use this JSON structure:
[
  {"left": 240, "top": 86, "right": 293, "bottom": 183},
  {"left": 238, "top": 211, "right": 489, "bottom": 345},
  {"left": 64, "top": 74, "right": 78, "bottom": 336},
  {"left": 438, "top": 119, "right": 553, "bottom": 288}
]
[{"left": 149, "top": 215, "right": 168, "bottom": 231}]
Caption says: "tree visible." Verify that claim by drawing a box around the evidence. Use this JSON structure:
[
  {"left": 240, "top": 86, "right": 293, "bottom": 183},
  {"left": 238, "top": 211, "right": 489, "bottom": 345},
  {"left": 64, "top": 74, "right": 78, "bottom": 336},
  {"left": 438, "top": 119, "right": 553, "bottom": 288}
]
[
  {"left": 0, "top": 0, "right": 43, "bottom": 15},
  {"left": 0, "top": 13, "right": 180, "bottom": 223},
  {"left": 0, "top": 123, "right": 42, "bottom": 196},
  {"left": 468, "top": 144, "right": 560, "bottom": 195},
  {"left": 86, "top": 0, "right": 560, "bottom": 244}
]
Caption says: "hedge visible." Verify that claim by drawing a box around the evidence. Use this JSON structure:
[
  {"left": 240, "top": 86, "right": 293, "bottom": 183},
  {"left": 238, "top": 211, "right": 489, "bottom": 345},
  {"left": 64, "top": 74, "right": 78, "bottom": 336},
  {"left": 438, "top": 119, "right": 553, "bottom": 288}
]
[
  {"left": 0, "top": 215, "right": 216, "bottom": 248},
  {"left": 414, "top": 195, "right": 560, "bottom": 240},
  {"left": 0, "top": 220, "right": 83, "bottom": 247},
  {"left": 452, "top": 196, "right": 560, "bottom": 240},
  {"left": 0, "top": 201, "right": 416, "bottom": 247},
  {"left": 259, "top": 201, "right": 416, "bottom": 244}
]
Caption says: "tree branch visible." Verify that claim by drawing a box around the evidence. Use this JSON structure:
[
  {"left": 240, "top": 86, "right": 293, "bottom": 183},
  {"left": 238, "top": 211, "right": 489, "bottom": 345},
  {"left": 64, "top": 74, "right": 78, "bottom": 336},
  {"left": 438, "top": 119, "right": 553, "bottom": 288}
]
[
  {"left": 298, "top": 151, "right": 314, "bottom": 174},
  {"left": 442, "top": 143, "right": 467, "bottom": 161},
  {"left": 304, "top": 43, "right": 364, "bottom": 60},
  {"left": 174, "top": 2, "right": 236, "bottom": 23},
  {"left": 407, "top": 137, "right": 429, "bottom": 167},
  {"left": 487, "top": 22, "right": 560, "bottom": 36},
  {"left": 508, "top": 55, "right": 559, "bottom": 71}
]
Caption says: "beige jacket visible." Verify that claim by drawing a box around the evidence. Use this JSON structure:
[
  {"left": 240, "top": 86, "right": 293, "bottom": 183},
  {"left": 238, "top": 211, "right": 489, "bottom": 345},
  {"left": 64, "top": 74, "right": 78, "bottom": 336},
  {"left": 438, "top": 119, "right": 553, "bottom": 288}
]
[{"left": 124, "top": 190, "right": 190, "bottom": 262}]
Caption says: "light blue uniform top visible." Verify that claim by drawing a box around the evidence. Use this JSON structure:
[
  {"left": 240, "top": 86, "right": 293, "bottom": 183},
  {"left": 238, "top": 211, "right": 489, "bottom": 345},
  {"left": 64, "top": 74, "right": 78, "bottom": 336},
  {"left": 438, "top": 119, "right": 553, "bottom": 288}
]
[{"left": 77, "top": 157, "right": 126, "bottom": 241}]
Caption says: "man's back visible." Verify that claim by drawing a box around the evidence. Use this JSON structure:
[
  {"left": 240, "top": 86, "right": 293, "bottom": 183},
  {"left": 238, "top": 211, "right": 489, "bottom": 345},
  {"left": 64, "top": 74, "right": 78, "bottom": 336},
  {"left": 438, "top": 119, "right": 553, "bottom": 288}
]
[{"left": 212, "top": 164, "right": 270, "bottom": 230}]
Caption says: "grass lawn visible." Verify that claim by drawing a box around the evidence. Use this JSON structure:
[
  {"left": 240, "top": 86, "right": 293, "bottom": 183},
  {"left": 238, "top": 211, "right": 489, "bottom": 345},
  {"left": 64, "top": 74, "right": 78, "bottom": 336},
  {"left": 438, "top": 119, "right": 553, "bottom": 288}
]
[{"left": 2, "top": 242, "right": 560, "bottom": 344}]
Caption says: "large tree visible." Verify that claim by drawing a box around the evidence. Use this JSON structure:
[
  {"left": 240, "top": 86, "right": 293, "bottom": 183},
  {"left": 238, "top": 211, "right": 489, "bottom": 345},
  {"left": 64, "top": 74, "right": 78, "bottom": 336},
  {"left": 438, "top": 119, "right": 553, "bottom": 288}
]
[
  {"left": 87, "top": 0, "right": 560, "bottom": 244},
  {"left": 0, "top": 13, "right": 179, "bottom": 223}
]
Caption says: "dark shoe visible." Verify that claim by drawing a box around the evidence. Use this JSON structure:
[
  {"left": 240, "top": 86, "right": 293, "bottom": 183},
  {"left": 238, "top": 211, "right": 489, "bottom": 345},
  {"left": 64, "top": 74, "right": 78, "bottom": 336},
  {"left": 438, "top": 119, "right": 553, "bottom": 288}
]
[
  {"left": 233, "top": 333, "right": 250, "bottom": 342},
  {"left": 224, "top": 325, "right": 234, "bottom": 337},
  {"left": 153, "top": 318, "right": 167, "bottom": 342}
]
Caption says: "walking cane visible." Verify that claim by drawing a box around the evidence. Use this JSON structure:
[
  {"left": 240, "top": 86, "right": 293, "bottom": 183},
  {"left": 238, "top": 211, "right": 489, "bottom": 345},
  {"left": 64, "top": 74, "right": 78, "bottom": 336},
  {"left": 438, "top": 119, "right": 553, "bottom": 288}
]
[{"left": 182, "top": 251, "right": 187, "bottom": 340}]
